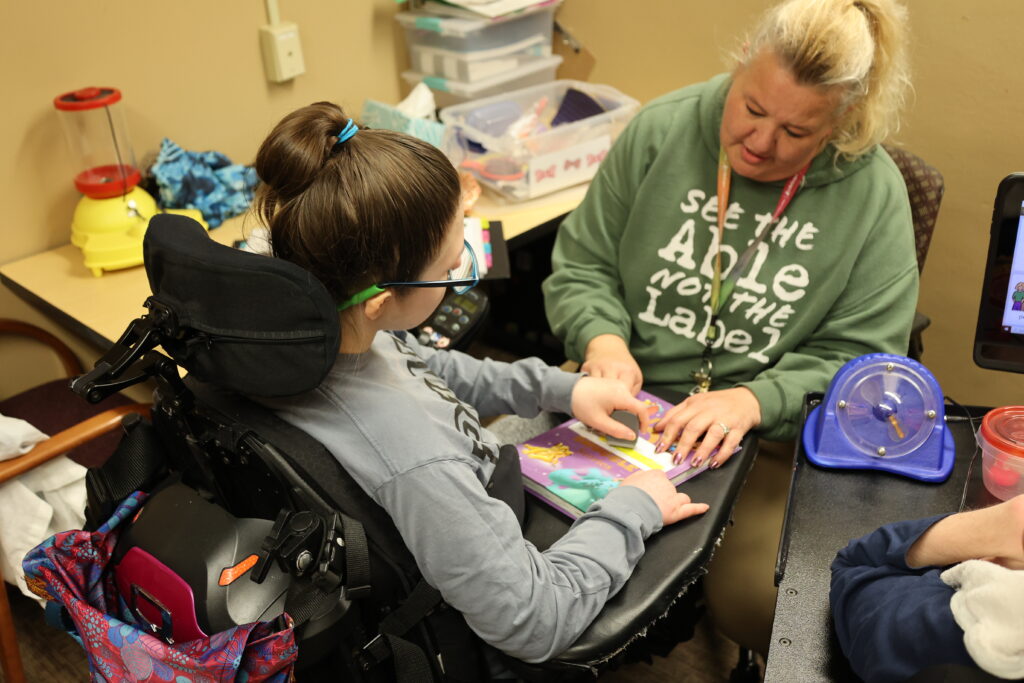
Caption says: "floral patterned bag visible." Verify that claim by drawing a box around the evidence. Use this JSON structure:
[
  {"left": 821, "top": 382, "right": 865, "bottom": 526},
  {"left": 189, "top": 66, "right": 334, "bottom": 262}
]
[{"left": 23, "top": 491, "right": 297, "bottom": 682}]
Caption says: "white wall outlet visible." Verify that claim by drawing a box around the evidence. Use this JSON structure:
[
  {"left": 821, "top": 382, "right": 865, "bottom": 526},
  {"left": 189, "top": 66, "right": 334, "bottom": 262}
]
[{"left": 260, "top": 22, "right": 305, "bottom": 82}]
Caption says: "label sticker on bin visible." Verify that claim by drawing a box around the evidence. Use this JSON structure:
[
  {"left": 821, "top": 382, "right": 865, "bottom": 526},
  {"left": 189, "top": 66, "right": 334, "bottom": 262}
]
[{"left": 527, "top": 135, "right": 611, "bottom": 197}]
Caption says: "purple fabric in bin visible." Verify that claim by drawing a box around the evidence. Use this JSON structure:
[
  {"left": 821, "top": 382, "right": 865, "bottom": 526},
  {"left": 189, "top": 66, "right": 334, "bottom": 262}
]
[{"left": 23, "top": 491, "right": 298, "bottom": 682}]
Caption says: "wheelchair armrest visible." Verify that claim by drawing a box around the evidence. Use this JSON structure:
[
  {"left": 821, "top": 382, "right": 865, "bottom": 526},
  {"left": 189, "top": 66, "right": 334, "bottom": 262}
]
[{"left": 0, "top": 404, "right": 151, "bottom": 484}]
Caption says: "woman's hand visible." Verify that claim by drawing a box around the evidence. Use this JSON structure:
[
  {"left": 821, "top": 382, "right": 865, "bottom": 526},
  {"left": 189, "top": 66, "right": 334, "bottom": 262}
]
[
  {"left": 581, "top": 334, "right": 643, "bottom": 394},
  {"left": 652, "top": 387, "right": 762, "bottom": 469},
  {"left": 571, "top": 376, "right": 652, "bottom": 442},
  {"left": 619, "top": 470, "right": 710, "bottom": 526}
]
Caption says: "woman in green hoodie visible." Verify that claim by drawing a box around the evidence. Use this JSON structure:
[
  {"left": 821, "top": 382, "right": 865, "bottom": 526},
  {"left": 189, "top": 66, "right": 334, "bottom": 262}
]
[{"left": 543, "top": 0, "right": 915, "bottom": 656}]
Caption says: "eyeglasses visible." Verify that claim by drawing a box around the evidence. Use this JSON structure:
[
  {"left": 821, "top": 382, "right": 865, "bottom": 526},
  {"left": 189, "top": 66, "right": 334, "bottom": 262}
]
[{"left": 337, "top": 240, "right": 479, "bottom": 311}]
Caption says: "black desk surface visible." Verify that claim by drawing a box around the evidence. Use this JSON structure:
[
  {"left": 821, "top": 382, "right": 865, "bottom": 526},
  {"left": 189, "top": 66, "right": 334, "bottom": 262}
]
[
  {"left": 764, "top": 398, "right": 997, "bottom": 682},
  {"left": 487, "top": 387, "right": 759, "bottom": 669}
]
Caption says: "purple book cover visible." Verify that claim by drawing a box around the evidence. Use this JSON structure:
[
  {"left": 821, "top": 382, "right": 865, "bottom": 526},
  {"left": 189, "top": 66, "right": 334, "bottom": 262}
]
[{"left": 517, "top": 390, "right": 711, "bottom": 519}]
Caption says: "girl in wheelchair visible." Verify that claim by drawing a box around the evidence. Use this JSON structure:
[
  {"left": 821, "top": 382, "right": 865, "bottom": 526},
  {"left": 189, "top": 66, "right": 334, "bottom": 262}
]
[{"left": 249, "top": 101, "right": 710, "bottom": 665}]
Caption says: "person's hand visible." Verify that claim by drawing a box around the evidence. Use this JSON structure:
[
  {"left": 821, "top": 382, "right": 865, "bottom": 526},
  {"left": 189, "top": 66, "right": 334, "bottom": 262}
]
[
  {"left": 581, "top": 334, "right": 643, "bottom": 394},
  {"left": 571, "top": 376, "right": 653, "bottom": 442},
  {"left": 652, "top": 387, "right": 761, "bottom": 469},
  {"left": 619, "top": 470, "right": 710, "bottom": 526}
]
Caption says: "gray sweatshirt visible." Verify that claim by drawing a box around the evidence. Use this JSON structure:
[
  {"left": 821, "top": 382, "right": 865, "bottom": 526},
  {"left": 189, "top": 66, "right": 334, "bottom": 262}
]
[{"left": 262, "top": 330, "right": 663, "bottom": 662}]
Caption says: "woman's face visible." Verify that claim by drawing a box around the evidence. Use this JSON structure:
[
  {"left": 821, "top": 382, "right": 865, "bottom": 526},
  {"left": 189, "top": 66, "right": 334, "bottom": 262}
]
[{"left": 720, "top": 50, "right": 840, "bottom": 183}]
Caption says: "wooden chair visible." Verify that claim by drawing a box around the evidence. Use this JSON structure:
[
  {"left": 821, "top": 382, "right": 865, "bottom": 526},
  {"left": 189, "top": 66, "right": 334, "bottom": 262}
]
[{"left": 0, "top": 319, "right": 149, "bottom": 683}]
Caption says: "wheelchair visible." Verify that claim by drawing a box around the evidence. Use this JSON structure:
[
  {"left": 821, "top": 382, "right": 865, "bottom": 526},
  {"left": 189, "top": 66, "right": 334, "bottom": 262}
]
[
  {"left": 61, "top": 213, "right": 726, "bottom": 681},
  {"left": 67, "top": 213, "right": 524, "bottom": 681}
]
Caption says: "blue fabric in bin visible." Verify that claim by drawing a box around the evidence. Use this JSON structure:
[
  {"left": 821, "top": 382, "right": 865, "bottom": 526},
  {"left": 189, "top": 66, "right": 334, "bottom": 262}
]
[{"left": 151, "top": 138, "right": 259, "bottom": 228}]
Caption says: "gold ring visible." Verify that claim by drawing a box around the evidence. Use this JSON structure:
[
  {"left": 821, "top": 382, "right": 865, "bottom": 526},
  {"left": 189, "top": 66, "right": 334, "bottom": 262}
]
[{"left": 719, "top": 422, "right": 731, "bottom": 436}]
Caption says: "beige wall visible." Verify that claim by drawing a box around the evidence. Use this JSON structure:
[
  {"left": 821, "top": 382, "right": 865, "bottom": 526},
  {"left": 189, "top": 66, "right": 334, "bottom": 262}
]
[{"left": 3, "top": 0, "right": 1023, "bottom": 409}]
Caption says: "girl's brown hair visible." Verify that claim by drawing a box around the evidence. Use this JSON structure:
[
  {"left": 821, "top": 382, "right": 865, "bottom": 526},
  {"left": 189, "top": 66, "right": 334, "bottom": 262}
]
[{"left": 254, "top": 102, "right": 461, "bottom": 304}]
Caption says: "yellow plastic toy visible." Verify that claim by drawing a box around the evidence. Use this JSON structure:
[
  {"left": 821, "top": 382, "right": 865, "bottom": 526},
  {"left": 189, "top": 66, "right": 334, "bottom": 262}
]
[{"left": 70, "top": 186, "right": 206, "bottom": 278}]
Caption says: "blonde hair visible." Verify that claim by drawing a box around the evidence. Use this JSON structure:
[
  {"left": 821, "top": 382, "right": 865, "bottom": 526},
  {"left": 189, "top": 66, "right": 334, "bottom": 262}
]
[{"left": 738, "top": 0, "right": 911, "bottom": 159}]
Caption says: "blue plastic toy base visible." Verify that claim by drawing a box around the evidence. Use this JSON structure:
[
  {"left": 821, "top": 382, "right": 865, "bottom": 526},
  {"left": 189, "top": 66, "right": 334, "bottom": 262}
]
[{"left": 803, "top": 404, "right": 956, "bottom": 483}]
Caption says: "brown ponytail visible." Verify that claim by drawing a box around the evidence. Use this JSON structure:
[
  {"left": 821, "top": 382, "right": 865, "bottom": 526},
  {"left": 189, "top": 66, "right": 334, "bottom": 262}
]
[{"left": 253, "top": 102, "right": 461, "bottom": 305}]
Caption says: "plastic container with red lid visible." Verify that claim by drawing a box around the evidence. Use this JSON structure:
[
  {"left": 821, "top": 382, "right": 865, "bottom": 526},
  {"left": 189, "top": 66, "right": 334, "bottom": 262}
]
[
  {"left": 978, "top": 406, "right": 1024, "bottom": 500},
  {"left": 53, "top": 86, "right": 140, "bottom": 199}
]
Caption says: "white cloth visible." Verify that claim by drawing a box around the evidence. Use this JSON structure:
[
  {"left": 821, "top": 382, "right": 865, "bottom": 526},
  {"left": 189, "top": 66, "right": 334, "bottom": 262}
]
[
  {"left": 0, "top": 412, "right": 48, "bottom": 461},
  {"left": 0, "top": 456, "right": 87, "bottom": 600},
  {"left": 942, "top": 559, "right": 1024, "bottom": 679}
]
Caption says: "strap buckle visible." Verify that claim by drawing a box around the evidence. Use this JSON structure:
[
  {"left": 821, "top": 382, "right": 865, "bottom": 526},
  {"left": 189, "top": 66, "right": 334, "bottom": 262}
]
[{"left": 358, "top": 633, "right": 392, "bottom": 671}]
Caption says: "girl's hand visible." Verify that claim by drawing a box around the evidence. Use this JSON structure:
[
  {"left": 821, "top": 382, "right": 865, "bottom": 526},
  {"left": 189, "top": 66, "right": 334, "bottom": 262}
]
[
  {"left": 619, "top": 470, "right": 710, "bottom": 526},
  {"left": 571, "top": 376, "right": 652, "bottom": 442},
  {"left": 652, "top": 387, "right": 761, "bottom": 469},
  {"left": 581, "top": 334, "right": 643, "bottom": 394}
]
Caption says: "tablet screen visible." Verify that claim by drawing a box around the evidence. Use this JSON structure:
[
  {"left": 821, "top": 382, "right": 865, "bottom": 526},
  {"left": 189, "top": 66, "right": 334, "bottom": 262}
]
[
  {"left": 1001, "top": 201, "right": 1024, "bottom": 333},
  {"left": 974, "top": 174, "right": 1024, "bottom": 371}
]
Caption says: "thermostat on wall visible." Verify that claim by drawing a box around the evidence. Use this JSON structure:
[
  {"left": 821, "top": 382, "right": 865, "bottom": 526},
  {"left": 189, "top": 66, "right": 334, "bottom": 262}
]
[{"left": 260, "top": 21, "right": 305, "bottom": 83}]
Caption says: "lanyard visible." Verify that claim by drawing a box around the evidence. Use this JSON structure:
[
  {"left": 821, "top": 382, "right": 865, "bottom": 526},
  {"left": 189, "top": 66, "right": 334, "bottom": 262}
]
[{"left": 691, "top": 147, "right": 810, "bottom": 394}]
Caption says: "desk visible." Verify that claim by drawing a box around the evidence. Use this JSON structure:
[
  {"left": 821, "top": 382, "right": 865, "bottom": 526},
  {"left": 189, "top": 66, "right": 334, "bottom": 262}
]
[
  {"left": 764, "top": 397, "right": 997, "bottom": 682},
  {"left": 0, "top": 184, "right": 586, "bottom": 350},
  {"left": 487, "top": 387, "right": 759, "bottom": 672}
]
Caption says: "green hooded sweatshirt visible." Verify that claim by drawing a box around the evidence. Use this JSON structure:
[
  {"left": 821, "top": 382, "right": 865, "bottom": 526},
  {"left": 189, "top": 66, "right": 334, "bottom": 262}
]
[{"left": 543, "top": 74, "right": 919, "bottom": 441}]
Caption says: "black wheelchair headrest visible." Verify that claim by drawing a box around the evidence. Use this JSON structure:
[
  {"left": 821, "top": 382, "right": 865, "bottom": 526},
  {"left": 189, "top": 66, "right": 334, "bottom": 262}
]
[{"left": 143, "top": 213, "right": 340, "bottom": 398}]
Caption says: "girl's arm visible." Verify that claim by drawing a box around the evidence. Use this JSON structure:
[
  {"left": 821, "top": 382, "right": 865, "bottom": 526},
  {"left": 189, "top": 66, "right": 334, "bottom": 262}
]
[
  {"left": 830, "top": 515, "right": 975, "bottom": 682},
  {"left": 906, "top": 495, "right": 1024, "bottom": 568}
]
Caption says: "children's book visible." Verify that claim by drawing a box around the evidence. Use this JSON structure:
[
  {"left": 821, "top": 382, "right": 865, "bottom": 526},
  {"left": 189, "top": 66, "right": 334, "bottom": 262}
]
[{"left": 517, "top": 390, "right": 714, "bottom": 519}]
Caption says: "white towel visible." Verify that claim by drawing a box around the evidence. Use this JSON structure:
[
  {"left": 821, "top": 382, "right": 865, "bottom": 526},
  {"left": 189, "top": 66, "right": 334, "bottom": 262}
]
[
  {"left": 942, "top": 559, "right": 1024, "bottom": 679},
  {"left": 0, "top": 456, "right": 87, "bottom": 600},
  {"left": 0, "top": 412, "right": 48, "bottom": 461}
]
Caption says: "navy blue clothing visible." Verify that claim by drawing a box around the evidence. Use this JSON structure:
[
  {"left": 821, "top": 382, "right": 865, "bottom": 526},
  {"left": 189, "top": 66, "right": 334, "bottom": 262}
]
[{"left": 830, "top": 514, "right": 975, "bottom": 682}]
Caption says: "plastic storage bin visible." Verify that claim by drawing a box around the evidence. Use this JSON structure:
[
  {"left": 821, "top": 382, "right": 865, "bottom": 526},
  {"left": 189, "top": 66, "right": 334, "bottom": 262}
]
[
  {"left": 978, "top": 406, "right": 1024, "bottom": 500},
  {"left": 396, "top": 6, "right": 555, "bottom": 54},
  {"left": 440, "top": 80, "right": 640, "bottom": 200},
  {"left": 402, "top": 55, "right": 561, "bottom": 110},
  {"left": 408, "top": 34, "right": 551, "bottom": 82}
]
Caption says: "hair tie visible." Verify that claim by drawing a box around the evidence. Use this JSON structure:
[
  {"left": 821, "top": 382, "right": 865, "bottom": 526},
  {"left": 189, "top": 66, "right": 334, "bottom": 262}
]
[{"left": 335, "top": 119, "right": 358, "bottom": 146}]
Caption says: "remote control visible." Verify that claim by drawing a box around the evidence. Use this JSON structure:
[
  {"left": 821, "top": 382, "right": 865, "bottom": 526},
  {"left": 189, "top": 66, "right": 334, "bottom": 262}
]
[{"left": 414, "top": 288, "right": 489, "bottom": 351}]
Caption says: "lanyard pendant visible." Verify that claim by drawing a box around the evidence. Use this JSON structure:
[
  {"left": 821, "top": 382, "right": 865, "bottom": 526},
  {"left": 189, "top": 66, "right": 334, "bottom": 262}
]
[{"left": 690, "top": 369, "right": 712, "bottom": 395}]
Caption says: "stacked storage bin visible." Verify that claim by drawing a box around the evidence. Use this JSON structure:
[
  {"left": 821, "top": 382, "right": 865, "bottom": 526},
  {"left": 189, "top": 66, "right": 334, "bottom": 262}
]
[
  {"left": 440, "top": 80, "right": 640, "bottom": 200},
  {"left": 397, "top": 4, "right": 562, "bottom": 109}
]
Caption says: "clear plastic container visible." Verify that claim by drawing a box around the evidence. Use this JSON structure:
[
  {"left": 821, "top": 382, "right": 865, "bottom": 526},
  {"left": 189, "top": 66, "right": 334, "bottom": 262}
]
[
  {"left": 408, "top": 33, "right": 551, "bottom": 82},
  {"left": 54, "top": 87, "right": 141, "bottom": 199},
  {"left": 402, "top": 55, "right": 561, "bottom": 109},
  {"left": 440, "top": 80, "right": 640, "bottom": 200},
  {"left": 978, "top": 406, "right": 1024, "bottom": 500},
  {"left": 396, "top": 6, "right": 555, "bottom": 53}
]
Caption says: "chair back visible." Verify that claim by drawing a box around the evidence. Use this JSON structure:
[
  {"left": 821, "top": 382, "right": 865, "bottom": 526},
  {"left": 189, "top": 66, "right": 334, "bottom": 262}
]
[{"left": 882, "top": 144, "right": 945, "bottom": 274}]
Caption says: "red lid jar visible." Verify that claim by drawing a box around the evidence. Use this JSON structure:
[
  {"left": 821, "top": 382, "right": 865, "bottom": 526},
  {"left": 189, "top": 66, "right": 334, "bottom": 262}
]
[
  {"left": 978, "top": 406, "right": 1024, "bottom": 500},
  {"left": 980, "top": 406, "right": 1024, "bottom": 459},
  {"left": 54, "top": 87, "right": 140, "bottom": 199}
]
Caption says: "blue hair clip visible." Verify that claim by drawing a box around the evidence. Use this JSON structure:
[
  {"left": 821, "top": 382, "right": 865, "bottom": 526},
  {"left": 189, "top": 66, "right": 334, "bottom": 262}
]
[{"left": 335, "top": 119, "right": 358, "bottom": 146}]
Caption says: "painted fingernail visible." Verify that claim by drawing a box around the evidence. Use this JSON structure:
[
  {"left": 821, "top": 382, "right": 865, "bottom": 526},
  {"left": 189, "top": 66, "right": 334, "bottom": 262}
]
[{"left": 709, "top": 460, "right": 720, "bottom": 469}]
